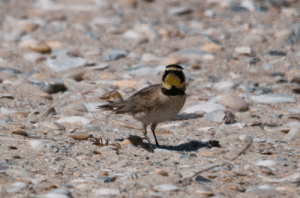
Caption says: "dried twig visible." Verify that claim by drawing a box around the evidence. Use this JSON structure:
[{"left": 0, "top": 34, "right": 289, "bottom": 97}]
[{"left": 112, "top": 119, "right": 142, "bottom": 130}]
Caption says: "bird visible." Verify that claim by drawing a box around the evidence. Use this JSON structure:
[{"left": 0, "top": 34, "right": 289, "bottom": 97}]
[{"left": 98, "top": 64, "right": 186, "bottom": 151}]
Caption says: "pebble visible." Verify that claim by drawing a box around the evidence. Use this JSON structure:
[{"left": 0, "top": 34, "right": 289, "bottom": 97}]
[
  {"left": 149, "top": 192, "right": 164, "bottom": 198},
  {"left": 250, "top": 94, "right": 296, "bottom": 103},
  {"left": 4, "top": 28, "right": 26, "bottom": 42},
  {"left": 29, "top": 78, "right": 67, "bottom": 94},
  {"left": 0, "top": 67, "right": 22, "bottom": 75},
  {"left": 47, "top": 49, "right": 87, "bottom": 71},
  {"left": 262, "top": 63, "right": 275, "bottom": 71},
  {"left": 122, "top": 30, "right": 147, "bottom": 44},
  {"left": 17, "top": 20, "right": 39, "bottom": 32},
  {"left": 259, "top": 184, "right": 276, "bottom": 191},
  {"left": 0, "top": 186, "right": 6, "bottom": 197},
  {"left": 93, "top": 188, "right": 121, "bottom": 196},
  {"left": 7, "top": 182, "right": 29, "bottom": 193},
  {"left": 153, "top": 184, "right": 181, "bottom": 192},
  {"left": 245, "top": 188, "right": 278, "bottom": 197},
  {"left": 276, "top": 186, "right": 297, "bottom": 193},
  {"left": 56, "top": 116, "right": 91, "bottom": 125},
  {"left": 201, "top": 42, "right": 222, "bottom": 52},
  {"left": 214, "top": 81, "right": 236, "bottom": 90},
  {"left": 101, "top": 48, "right": 128, "bottom": 61},
  {"left": 135, "top": 24, "right": 160, "bottom": 42},
  {"left": 29, "top": 140, "right": 46, "bottom": 150},
  {"left": 195, "top": 186, "right": 214, "bottom": 196},
  {"left": 195, "top": 175, "right": 212, "bottom": 184},
  {"left": 283, "top": 128, "right": 300, "bottom": 141},
  {"left": 255, "top": 160, "right": 276, "bottom": 167},
  {"left": 124, "top": 66, "right": 159, "bottom": 76},
  {"left": 169, "top": 7, "right": 193, "bottom": 16},
  {"left": 184, "top": 102, "right": 225, "bottom": 114},
  {"left": 178, "top": 48, "right": 213, "bottom": 62},
  {"left": 221, "top": 94, "right": 249, "bottom": 111},
  {"left": 140, "top": 53, "right": 163, "bottom": 62},
  {"left": 28, "top": 42, "right": 51, "bottom": 53},
  {"left": 5, "top": 169, "right": 31, "bottom": 178},
  {"left": 234, "top": 46, "right": 252, "bottom": 56},
  {"left": 239, "top": 134, "right": 253, "bottom": 143},
  {"left": 204, "top": 9, "right": 216, "bottom": 18},
  {"left": 44, "top": 189, "right": 73, "bottom": 198},
  {"left": 204, "top": 110, "right": 225, "bottom": 123},
  {"left": 23, "top": 52, "right": 46, "bottom": 62}
]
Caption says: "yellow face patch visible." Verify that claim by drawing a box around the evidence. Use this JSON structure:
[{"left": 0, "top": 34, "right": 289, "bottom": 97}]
[{"left": 163, "top": 74, "right": 185, "bottom": 89}]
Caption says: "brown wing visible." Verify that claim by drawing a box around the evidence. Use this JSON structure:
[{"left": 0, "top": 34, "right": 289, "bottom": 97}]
[{"left": 98, "top": 84, "right": 161, "bottom": 114}]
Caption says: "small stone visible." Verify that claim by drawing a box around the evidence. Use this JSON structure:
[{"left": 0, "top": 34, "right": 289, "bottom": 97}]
[
  {"left": 29, "top": 78, "right": 67, "bottom": 94},
  {"left": 64, "top": 71, "right": 85, "bottom": 81},
  {"left": 5, "top": 169, "right": 31, "bottom": 178},
  {"left": 184, "top": 102, "right": 225, "bottom": 114},
  {"left": 93, "top": 188, "right": 121, "bottom": 196},
  {"left": 239, "top": 135, "right": 253, "bottom": 143},
  {"left": 267, "top": 50, "right": 286, "bottom": 56},
  {"left": 74, "top": 103, "right": 89, "bottom": 112},
  {"left": 113, "top": 80, "right": 139, "bottom": 87},
  {"left": 156, "top": 170, "right": 168, "bottom": 177},
  {"left": 241, "top": 0, "right": 255, "bottom": 12},
  {"left": 47, "top": 49, "right": 87, "bottom": 71},
  {"left": 202, "top": 43, "right": 222, "bottom": 53},
  {"left": 153, "top": 184, "right": 180, "bottom": 192},
  {"left": 122, "top": 136, "right": 144, "bottom": 146},
  {"left": 140, "top": 53, "right": 163, "bottom": 62},
  {"left": 101, "top": 48, "right": 128, "bottom": 61},
  {"left": 276, "top": 186, "right": 297, "bottom": 193},
  {"left": 204, "top": 9, "right": 215, "bottom": 18},
  {"left": 214, "top": 81, "right": 237, "bottom": 90},
  {"left": 221, "top": 94, "right": 249, "bottom": 111},
  {"left": 234, "top": 46, "right": 252, "bottom": 56},
  {"left": 228, "top": 184, "right": 246, "bottom": 192},
  {"left": 231, "top": 5, "right": 248, "bottom": 13},
  {"left": 28, "top": 42, "right": 51, "bottom": 54},
  {"left": 4, "top": 28, "right": 26, "bottom": 42},
  {"left": 195, "top": 175, "right": 211, "bottom": 183},
  {"left": 204, "top": 110, "right": 225, "bottom": 123},
  {"left": 17, "top": 20, "right": 39, "bottom": 32},
  {"left": 255, "top": 160, "right": 276, "bottom": 167},
  {"left": 56, "top": 116, "right": 91, "bottom": 125},
  {"left": 135, "top": 24, "right": 160, "bottom": 42},
  {"left": 0, "top": 185, "right": 6, "bottom": 197},
  {"left": 245, "top": 189, "right": 278, "bottom": 197},
  {"left": 23, "top": 52, "right": 46, "bottom": 62},
  {"left": 8, "top": 182, "right": 29, "bottom": 193},
  {"left": 250, "top": 94, "right": 296, "bottom": 103},
  {"left": 283, "top": 128, "right": 300, "bottom": 141},
  {"left": 29, "top": 140, "right": 46, "bottom": 150},
  {"left": 0, "top": 67, "right": 22, "bottom": 75},
  {"left": 259, "top": 184, "right": 276, "bottom": 191},
  {"left": 122, "top": 30, "right": 147, "bottom": 44},
  {"left": 262, "top": 63, "right": 275, "bottom": 71},
  {"left": 92, "top": 17, "right": 121, "bottom": 26},
  {"left": 161, "top": 57, "right": 183, "bottom": 66},
  {"left": 45, "top": 189, "right": 73, "bottom": 198},
  {"left": 195, "top": 186, "right": 214, "bottom": 196},
  {"left": 169, "top": 7, "right": 193, "bottom": 16},
  {"left": 124, "top": 66, "right": 159, "bottom": 76}
]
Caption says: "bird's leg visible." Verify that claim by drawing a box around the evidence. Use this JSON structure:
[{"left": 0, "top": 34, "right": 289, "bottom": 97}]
[
  {"left": 151, "top": 123, "right": 160, "bottom": 147},
  {"left": 143, "top": 125, "right": 154, "bottom": 152}
]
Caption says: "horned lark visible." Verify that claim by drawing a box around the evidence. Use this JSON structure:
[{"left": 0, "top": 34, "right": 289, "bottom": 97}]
[{"left": 98, "top": 64, "right": 186, "bottom": 151}]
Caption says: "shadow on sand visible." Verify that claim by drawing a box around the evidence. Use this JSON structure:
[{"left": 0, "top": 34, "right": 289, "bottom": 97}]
[{"left": 145, "top": 140, "right": 220, "bottom": 152}]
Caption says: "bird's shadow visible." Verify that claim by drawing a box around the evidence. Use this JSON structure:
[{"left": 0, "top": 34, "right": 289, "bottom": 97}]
[{"left": 147, "top": 140, "right": 221, "bottom": 152}]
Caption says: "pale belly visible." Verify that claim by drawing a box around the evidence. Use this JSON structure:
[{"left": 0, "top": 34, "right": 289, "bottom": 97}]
[{"left": 132, "top": 95, "right": 186, "bottom": 126}]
